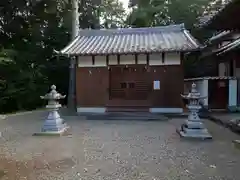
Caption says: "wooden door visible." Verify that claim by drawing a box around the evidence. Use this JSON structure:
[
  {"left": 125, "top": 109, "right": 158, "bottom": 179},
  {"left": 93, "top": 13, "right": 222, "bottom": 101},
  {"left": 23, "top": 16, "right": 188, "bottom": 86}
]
[
  {"left": 109, "top": 65, "right": 150, "bottom": 101},
  {"left": 109, "top": 66, "right": 124, "bottom": 99},
  {"left": 208, "top": 80, "right": 228, "bottom": 109}
]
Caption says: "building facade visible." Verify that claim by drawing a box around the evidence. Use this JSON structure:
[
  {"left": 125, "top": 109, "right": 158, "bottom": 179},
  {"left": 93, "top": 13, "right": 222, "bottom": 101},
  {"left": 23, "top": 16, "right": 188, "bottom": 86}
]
[
  {"left": 193, "top": 0, "right": 240, "bottom": 111},
  {"left": 59, "top": 24, "right": 200, "bottom": 113}
]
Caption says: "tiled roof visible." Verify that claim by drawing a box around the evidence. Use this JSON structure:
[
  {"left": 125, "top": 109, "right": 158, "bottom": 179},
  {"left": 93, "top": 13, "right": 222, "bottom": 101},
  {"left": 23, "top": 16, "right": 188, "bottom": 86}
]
[
  {"left": 185, "top": 76, "right": 237, "bottom": 81},
  {"left": 217, "top": 38, "right": 240, "bottom": 55},
  {"left": 58, "top": 24, "right": 200, "bottom": 56},
  {"left": 208, "top": 30, "right": 231, "bottom": 42},
  {"left": 199, "top": 37, "right": 240, "bottom": 58}
]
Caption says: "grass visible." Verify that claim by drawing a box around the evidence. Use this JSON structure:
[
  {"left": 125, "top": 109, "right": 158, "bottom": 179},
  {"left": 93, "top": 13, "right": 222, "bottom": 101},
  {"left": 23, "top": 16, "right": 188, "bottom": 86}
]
[{"left": 4, "top": 107, "right": 46, "bottom": 115}]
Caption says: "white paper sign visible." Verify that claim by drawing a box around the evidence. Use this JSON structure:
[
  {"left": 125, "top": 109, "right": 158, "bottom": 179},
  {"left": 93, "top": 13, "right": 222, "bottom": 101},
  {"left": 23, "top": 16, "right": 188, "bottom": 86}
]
[{"left": 153, "top": 80, "right": 160, "bottom": 90}]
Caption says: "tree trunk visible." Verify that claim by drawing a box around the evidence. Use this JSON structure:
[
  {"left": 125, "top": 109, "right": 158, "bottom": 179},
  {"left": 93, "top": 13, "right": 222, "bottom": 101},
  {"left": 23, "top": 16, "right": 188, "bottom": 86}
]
[{"left": 68, "top": 0, "right": 79, "bottom": 111}]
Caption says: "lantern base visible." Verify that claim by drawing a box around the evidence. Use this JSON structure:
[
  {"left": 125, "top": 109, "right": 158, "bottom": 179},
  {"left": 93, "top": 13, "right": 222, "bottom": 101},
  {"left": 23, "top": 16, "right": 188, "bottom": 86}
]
[
  {"left": 177, "top": 126, "right": 212, "bottom": 140},
  {"left": 33, "top": 124, "right": 69, "bottom": 136},
  {"left": 34, "top": 109, "right": 70, "bottom": 136}
]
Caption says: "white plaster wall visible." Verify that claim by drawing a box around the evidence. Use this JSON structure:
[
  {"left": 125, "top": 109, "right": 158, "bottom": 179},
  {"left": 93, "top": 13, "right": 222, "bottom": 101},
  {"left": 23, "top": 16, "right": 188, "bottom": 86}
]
[
  {"left": 202, "top": 80, "right": 208, "bottom": 106},
  {"left": 77, "top": 107, "right": 106, "bottom": 113},
  {"left": 218, "top": 62, "right": 230, "bottom": 76},
  {"left": 78, "top": 56, "right": 92, "bottom": 67},
  {"left": 78, "top": 53, "right": 181, "bottom": 67},
  {"left": 77, "top": 107, "right": 183, "bottom": 114},
  {"left": 235, "top": 68, "right": 240, "bottom": 105},
  {"left": 235, "top": 68, "right": 240, "bottom": 77},
  {"left": 165, "top": 52, "right": 181, "bottom": 65},
  {"left": 120, "top": 55, "right": 135, "bottom": 64},
  {"left": 138, "top": 54, "right": 147, "bottom": 64},
  {"left": 233, "top": 59, "right": 240, "bottom": 105},
  {"left": 218, "top": 63, "right": 226, "bottom": 76},
  {"left": 149, "top": 53, "right": 162, "bottom": 65},
  {"left": 95, "top": 56, "right": 107, "bottom": 66},
  {"left": 195, "top": 81, "right": 203, "bottom": 96},
  {"left": 229, "top": 79, "right": 237, "bottom": 107},
  {"left": 109, "top": 55, "right": 118, "bottom": 65},
  {"left": 149, "top": 108, "right": 183, "bottom": 113},
  {"left": 233, "top": 58, "right": 236, "bottom": 76}
]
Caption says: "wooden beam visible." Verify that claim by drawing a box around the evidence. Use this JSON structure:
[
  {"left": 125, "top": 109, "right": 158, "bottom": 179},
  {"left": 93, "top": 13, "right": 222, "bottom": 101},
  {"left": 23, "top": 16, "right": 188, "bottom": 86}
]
[
  {"left": 92, "top": 55, "right": 95, "bottom": 65},
  {"left": 75, "top": 56, "right": 78, "bottom": 68},
  {"left": 146, "top": 53, "right": 149, "bottom": 65},
  {"left": 180, "top": 52, "right": 184, "bottom": 61},
  {"left": 180, "top": 52, "right": 184, "bottom": 69},
  {"left": 106, "top": 55, "right": 109, "bottom": 66}
]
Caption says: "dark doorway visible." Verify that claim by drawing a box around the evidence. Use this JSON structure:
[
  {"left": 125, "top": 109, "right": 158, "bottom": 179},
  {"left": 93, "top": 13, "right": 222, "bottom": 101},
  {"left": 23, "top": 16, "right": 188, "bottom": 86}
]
[{"left": 208, "top": 79, "right": 229, "bottom": 109}]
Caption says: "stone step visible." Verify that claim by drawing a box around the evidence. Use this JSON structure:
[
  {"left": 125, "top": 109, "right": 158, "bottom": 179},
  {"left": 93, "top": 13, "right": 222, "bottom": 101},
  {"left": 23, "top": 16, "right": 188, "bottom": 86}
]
[
  {"left": 81, "top": 112, "right": 168, "bottom": 121},
  {"left": 106, "top": 107, "right": 149, "bottom": 112}
]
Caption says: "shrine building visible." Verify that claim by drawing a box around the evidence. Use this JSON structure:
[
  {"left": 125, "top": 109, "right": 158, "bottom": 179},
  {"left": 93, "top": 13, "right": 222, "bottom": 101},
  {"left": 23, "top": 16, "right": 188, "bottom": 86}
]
[
  {"left": 58, "top": 24, "right": 200, "bottom": 114},
  {"left": 186, "top": 0, "right": 240, "bottom": 112}
]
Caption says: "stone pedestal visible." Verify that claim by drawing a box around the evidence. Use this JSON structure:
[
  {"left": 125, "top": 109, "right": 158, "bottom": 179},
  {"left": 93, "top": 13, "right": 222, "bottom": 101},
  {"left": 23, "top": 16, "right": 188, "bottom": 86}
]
[
  {"left": 177, "top": 83, "right": 212, "bottom": 140},
  {"left": 177, "top": 125, "right": 212, "bottom": 139},
  {"left": 34, "top": 85, "right": 69, "bottom": 136}
]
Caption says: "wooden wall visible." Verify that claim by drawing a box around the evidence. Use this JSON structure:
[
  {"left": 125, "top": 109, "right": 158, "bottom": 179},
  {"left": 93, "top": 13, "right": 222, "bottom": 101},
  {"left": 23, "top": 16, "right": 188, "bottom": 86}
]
[{"left": 76, "top": 52, "right": 184, "bottom": 108}]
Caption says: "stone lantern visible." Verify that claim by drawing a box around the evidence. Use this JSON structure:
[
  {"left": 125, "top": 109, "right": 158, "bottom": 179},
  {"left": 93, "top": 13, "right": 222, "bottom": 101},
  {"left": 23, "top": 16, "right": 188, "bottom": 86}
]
[
  {"left": 34, "top": 85, "right": 68, "bottom": 136},
  {"left": 177, "top": 83, "right": 212, "bottom": 139}
]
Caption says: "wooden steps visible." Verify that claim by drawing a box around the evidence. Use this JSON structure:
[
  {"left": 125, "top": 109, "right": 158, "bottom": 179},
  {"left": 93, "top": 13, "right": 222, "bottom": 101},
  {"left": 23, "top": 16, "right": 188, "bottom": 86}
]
[{"left": 84, "top": 112, "right": 169, "bottom": 121}]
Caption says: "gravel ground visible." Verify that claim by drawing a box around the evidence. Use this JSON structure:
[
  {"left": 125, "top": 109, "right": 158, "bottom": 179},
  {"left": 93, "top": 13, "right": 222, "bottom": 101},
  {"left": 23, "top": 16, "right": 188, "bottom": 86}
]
[{"left": 0, "top": 111, "right": 240, "bottom": 180}]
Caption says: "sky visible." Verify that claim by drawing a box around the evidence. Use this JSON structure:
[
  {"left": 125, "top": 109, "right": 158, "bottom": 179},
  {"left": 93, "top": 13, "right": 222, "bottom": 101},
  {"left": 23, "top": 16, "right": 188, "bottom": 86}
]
[{"left": 119, "top": 0, "right": 129, "bottom": 10}]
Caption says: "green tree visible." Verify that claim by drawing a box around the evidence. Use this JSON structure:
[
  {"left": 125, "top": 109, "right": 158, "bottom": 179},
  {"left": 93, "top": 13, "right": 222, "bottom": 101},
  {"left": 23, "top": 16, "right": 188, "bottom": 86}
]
[
  {"left": 127, "top": 0, "right": 213, "bottom": 29},
  {"left": 127, "top": 0, "right": 170, "bottom": 27},
  {"left": 0, "top": 0, "right": 71, "bottom": 112}
]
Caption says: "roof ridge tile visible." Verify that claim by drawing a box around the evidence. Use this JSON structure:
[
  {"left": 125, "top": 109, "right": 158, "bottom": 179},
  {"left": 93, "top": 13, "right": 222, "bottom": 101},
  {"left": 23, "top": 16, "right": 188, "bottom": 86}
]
[{"left": 78, "top": 24, "right": 186, "bottom": 36}]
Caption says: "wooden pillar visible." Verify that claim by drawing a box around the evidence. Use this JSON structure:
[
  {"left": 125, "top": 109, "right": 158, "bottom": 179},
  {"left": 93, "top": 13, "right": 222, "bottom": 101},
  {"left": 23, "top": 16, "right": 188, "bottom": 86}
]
[
  {"left": 146, "top": 53, "right": 149, "bottom": 65},
  {"left": 92, "top": 56, "right": 95, "bottom": 65},
  {"left": 117, "top": 55, "right": 120, "bottom": 65},
  {"left": 135, "top": 54, "right": 138, "bottom": 64},
  {"left": 106, "top": 55, "right": 109, "bottom": 66},
  {"left": 162, "top": 52, "right": 165, "bottom": 64}
]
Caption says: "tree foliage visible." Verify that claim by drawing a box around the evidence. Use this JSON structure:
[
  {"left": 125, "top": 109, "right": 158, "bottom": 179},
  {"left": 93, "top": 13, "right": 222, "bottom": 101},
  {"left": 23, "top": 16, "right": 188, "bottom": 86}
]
[
  {"left": 0, "top": 0, "right": 126, "bottom": 113},
  {"left": 0, "top": 0, "right": 71, "bottom": 113},
  {"left": 126, "top": 0, "right": 170, "bottom": 27},
  {"left": 99, "top": 0, "right": 126, "bottom": 28},
  {"left": 127, "top": 0, "right": 214, "bottom": 30}
]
